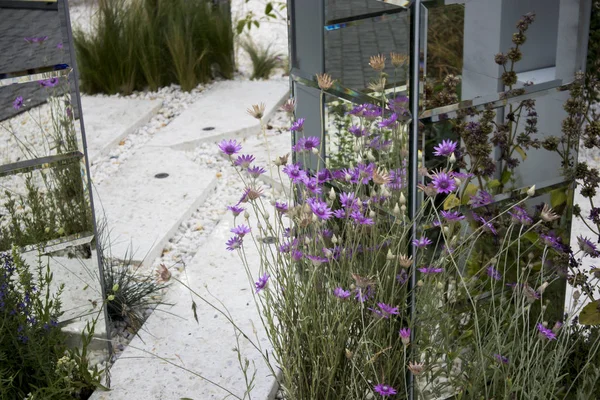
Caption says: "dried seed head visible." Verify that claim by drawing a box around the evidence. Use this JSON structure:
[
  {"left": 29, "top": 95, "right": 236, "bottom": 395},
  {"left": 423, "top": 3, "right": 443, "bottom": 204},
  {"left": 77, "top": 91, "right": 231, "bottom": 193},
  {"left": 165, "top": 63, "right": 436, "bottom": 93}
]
[
  {"left": 398, "top": 254, "right": 413, "bottom": 268},
  {"left": 273, "top": 153, "right": 290, "bottom": 167},
  {"left": 316, "top": 73, "right": 334, "bottom": 90},
  {"left": 246, "top": 103, "right": 266, "bottom": 119},
  {"left": 280, "top": 98, "right": 296, "bottom": 115},
  {"left": 390, "top": 52, "right": 408, "bottom": 68},
  {"left": 540, "top": 203, "right": 560, "bottom": 222},
  {"left": 368, "top": 76, "right": 387, "bottom": 92},
  {"left": 369, "top": 54, "right": 386, "bottom": 71},
  {"left": 373, "top": 167, "right": 391, "bottom": 185}
]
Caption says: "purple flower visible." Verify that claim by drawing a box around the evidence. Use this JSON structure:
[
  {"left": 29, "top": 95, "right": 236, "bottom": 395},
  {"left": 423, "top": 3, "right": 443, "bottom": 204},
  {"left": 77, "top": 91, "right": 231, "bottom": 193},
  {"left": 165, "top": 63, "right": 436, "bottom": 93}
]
[
  {"left": 234, "top": 154, "right": 255, "bottom": 168},
  {"left": 275, "top": 202, "right": 289, "bottom": 214},
  {"left": 24, "top": 36, "right": 48, "bottom": 44},
  {"left": 292, "top": 249, "right": 303, "bottom": 261},
  {"left": 388, "top": 167, "right": 407, "bottom": 190},
  {"left": 374, "top": 384, "right": 397, "bottom": 397},
  {"left": 282, "top": 163, "right": 307, "bottom": 184},
  {"left": 231, "top": 224, "right": 251, "bottom": 237},
  {"left": 541, "top": 232, "right": 563, "bottom": 250},
  {"left": 317, "top": 169, "right": 332, "bottom": 183},
  {"left": 56, "top": 42, "right": 63, "bottom": 49},
  {"left": 412, "top": 236, "right": 432, "bottom": 248},
  {"left": 378, "top": 113, "right": 398, "bottom": 128},
  {"left": 307, "top": 198, "right": 333, "bottom": 220},
  {"left": 226, "top": 236, "right": 243, "bottom": 251},
  {"left": 333, "top": 287, "right": 351, "bottom": 299},
  {"left": 306, "top": 254, "right": 329, "bottom": 265},
  {"left": 247, "top": 166, "right": 266, "bottom": 178},
  {"left": 357, "top": 163, "right": 375, "bottom": 184},
  {"left": 389, "top": 95, "right": 409, "bottom": 114},
  {"left": 418, "top": 266, "right": 444, "bottom": 274},
  {"left": 340, "top": 192, "right": 358, "bottom": 209},
  {"left": 396, "top": 270, "right": 408, "bottom": 285},
  {"left": 351, "top": 210, "right": 374, "bottom": 225},
  {"left": 486, "top": 266, "right": 502, "bottom": 281},
  {"left": 218, "top": 139, "right": 242, "bottom": 156},
  {"left": 255, "top": 273, "right": 270, "bottom": 293},
  {"left": 537, "top": 323, "right": 557, "bottom": 340},
  {"left": 440, "top": 210, "right": 464, "bottom": 222},
  {"left": 433, "top": 139, "right": 458, "bottom": 157},
  {"left": 297, "top": 136, "right": 320, "bottom": 152},
  {"left": 290, "top": 117, "right": 305, "bottom": 132},
  {"left": 39, "top": 77, "right": 59, "bottom": 87},
  {"left": 12, "top": 96, "right": 23, "bottom": 110},
  {"left": 377, "top": 302, "right": 399, "bottom": 318},
  {"left": 227, "top": 205, "right": 244, "bottom": 216},
  {"left": 494, "top": 354, "right": 509, "bottom": 364},
  {"left": 355, "top": 286, "right": 374, "bottom": 302},
  {"left": 469, "top": 190, "right": 493, "bottom": 208},
  {"left": 431, "top": 171, "right": 457, "bottom": 194},
  {"left": 508, "top": 206, "right": 532, "bottom": 226},
  {"left": 399, "top": 328, "right": 411, "bottom": 345},
  {"left": 474, "top": 213, "right": 497, "bottom": 235},
  {"left": 577, "top": 236, "right": 599, "bottom": 257},
  {"left": 304, "top": 177, "right": 322, "bottom": 194},
  {"left": 348, "top": 125, "right": 368, "bottom": 137}
]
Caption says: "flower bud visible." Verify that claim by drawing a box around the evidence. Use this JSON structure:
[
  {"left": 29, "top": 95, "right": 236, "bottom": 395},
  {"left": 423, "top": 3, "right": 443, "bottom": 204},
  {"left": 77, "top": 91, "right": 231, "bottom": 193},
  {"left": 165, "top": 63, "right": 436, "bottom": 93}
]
[
  {"left": 537, "top": 281, "right": 549, "bottom": 294},
  {"left": 401, "top": 205, "right": 407, "bottom": 214},
  {"left": 311, "top": 147, "right": 319, "bottom": 155},
  {"left": 329, "top": 187, "right": 336, "bottom": 200},
  {"left": 393, "top": 203, "right": 401, "bottom": 216},
  {"left": 417, "top": 280, "right": 424, "bottom": 287},
  {"left": 304, "top": 236, "right": 311, "bottom": 245},
  {"left": 449, "top": 153, "right": 456, "bottom": 164},
  {"left": 366, "top": 150, "right": 376, "bottom": 162},
  {"left": 332, "top": 234, "right": 338, "bottom": 244},
  {"left": 107, "top": 295, "right": 115, "bottom": 301},
  {"left": 244, "top": 211, "right": 250, "bottom": 220},
  {"left": 437, "top": 282, "right": 444, "bottom": 290},
  {"left": 400, "top": 192, "right": 406, "bottom": 205},
  {"left": 443, "top": 226, "right": 450, "bottom": 235},
  {"left": 387, "top": 249, "right": 395, "bottom": 260},
  {"left": 112, "top": 284, "right": 119, "bottom": 292},
  {"left": 527, "top": 185, "right": 535, "bottom": 197},
  {"left": 369, "top": 210, "right": 376, "bottom": 218}
]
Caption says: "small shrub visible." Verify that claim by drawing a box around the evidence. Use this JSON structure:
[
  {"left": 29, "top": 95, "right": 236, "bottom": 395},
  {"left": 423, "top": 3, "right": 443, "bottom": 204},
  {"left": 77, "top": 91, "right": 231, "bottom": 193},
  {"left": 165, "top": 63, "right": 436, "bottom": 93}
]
[{"left": 241, "top": 39, "right": 282, "bottom": 80}]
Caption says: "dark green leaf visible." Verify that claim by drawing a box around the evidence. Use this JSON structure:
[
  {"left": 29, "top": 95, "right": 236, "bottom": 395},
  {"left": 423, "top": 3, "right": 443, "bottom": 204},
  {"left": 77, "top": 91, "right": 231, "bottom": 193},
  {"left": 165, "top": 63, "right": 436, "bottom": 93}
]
[
  {"left": 191, "top": 300, "right": 199, "bottom": 324},
  {"left": 580, "top": 300, "right": 600, "bottom": 325}
]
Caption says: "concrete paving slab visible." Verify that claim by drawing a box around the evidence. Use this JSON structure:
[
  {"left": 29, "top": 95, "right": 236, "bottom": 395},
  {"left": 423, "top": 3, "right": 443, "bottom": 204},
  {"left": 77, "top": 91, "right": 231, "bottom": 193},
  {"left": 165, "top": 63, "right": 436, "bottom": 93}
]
[
  {"left": 90, "top": 211, "right": 279, "bottom": 400},
  {"left": 81, "top": 96, "right": 162, "bottom": 162},
  {"left": 94, "top": 146, "right": 217, "bottom": 264},
  {"left": 146, "top": 80, "right": 289, "bottom": 150}
]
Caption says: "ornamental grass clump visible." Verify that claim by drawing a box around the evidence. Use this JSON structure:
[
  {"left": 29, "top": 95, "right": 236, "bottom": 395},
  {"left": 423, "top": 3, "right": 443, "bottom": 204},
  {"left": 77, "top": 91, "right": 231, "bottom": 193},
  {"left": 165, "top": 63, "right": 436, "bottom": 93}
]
[{"left": 194, "top": 12, "right": 600, "bottom": 400}]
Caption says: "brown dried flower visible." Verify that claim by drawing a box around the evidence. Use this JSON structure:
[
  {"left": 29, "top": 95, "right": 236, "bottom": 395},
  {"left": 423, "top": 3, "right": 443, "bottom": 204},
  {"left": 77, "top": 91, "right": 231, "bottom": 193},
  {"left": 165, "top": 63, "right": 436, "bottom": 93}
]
[
  {"left": 540, "top": 203, "right": 560, "bottom": 222},
  {"left": 246, "top": 103, "right": 266, "bottom": 119},
  {"left": 398, "top": 254, "right": 413, "bottom": 268},
  {"left": 390, "top": 52, "right": 408, "bottom": 68},
  {"left": 316, "top": 73, "right": 334, "bottom": 90},
  {"left": 156, "top": 264, "right": 171, "bottom": 283},
  {"left": 408, "top": 361, "right": 425, "bottom": 376},
  {"left": 373, "top": 167, "right": 391, "bottom": 185},
  {"left": 368, "top": 76, "right": 387, "bottom": 92},
  {"left": 369, "top": 54, "right": 386, "bottom": 71},
  {"left": 280, "top": 98, "right": 296, "bottom": 115},
  {"left": 273, "top": 153, "right": 290, "bottom": 167}
]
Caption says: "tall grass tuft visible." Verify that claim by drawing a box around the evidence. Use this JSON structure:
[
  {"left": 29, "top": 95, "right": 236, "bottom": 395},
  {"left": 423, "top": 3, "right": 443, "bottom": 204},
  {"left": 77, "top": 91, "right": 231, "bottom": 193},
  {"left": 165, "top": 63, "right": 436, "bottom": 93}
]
[
  {"left": 74, "top": 0, "right": 234, "bottom": 95},
  {"left": 241, "top": 39, "right": 282, "bottom": 80}
]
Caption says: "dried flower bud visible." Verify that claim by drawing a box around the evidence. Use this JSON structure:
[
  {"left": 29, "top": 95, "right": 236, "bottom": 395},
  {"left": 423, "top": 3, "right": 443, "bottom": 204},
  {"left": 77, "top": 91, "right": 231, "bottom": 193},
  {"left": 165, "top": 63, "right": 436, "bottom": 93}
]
[
  {"left": 512, "top": 32, "right": 526, "bottom": 45},
  {"left": 387, "top": 249, "right": 395, "bottom": 260},
  {"left": 507, "top": 47, "right": 522, "bottom": 62},
  {"left": 495, "top": 53, "right": 508, "bottom": 65},
  {"left": 316, "top": 73, "right": 334, "bottom": 90},
  {"left": 329, "top": 187, "right": 336, "bottom": 200},
  {"left": 332, "top": 234, "right": 338, "bottom": 244},
  {"left": 280, "top": 98, "right": 296, "bottom": 115},
  {"left": 449, "top": 153, "right": 456, "bottom": 164},
  {"left": 400, "top": 192, "right": 407, "bottom": 205},
  {"left": 417, "top": 280, "right": 424, "bottom": 287},
  {"left": 369, "top": 54, "right": 386, "bottom": 71},
  {"left": 527, "top": 185, "right": 535, "bottom": 197},
  {"left": 502, "top": 71, "right": 518, "bottom": 86},
  {"left": 311, "top": 147, "right": 319, "bottom": 155},
  {"left": 393, "top": 203, "right": 401, "bottom": 216},
  {"left": 537, "top": 281, "right": 549, "bottom": 294}
]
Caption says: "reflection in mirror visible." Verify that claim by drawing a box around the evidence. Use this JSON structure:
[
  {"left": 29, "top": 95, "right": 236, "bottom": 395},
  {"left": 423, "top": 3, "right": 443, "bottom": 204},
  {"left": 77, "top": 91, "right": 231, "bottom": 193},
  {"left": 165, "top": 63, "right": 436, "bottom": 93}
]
[
  {"left": 421, "top": 1, "right": 573, "bottom": 112},
  {"left": 325, "top": 11, "right": 410, "bottom": 92},
  {"left": 0, "top": 158, "right": 93, "bottom": 250},
  {"left": 0, "top": 74, "right": 79, "bottom": 166},
  {"left": 325, "top": 0, "right": 403, "bottom": 22}
]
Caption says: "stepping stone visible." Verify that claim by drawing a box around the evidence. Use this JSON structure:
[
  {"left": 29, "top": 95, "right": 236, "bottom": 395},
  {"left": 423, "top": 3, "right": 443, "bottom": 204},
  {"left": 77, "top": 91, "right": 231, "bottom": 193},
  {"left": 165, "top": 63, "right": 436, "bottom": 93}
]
[
  {"left": 90, "top": 211, "right": 278, "bottom": 400},
  {"left": 94, "top": 146, "right": 217, "bottom": 264},
  {"left": 147, "top": 80, "right": 289, "bottom": 150},
  {"left": 81, "top": 95, "right": 162, "bottom": 162}
]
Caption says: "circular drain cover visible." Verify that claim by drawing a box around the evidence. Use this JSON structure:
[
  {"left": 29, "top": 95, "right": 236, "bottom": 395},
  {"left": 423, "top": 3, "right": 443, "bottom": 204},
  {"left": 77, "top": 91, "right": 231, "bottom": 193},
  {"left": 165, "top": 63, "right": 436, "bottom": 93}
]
[
  {"left": 203, "top": 126, "right": 215, "bottom": 131},
  {"left": 154, "top": 173, "right": 169, "bottom": 179}
]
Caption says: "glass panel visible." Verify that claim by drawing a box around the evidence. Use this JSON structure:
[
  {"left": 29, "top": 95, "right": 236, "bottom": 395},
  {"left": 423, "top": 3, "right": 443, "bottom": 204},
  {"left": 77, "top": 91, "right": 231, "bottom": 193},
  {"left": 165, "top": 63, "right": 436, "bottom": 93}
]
[
  {"left": 421, "top": 0, "right": 567, "bottom": 113},
  {"left": 325, "top": 0, "right": 402, "bottom": 22},
  {"left": 0, "top": 75, "right": 80, "bottom": 166},
  {"left": 0, "top": 3, "right": 69, "bottom": 73},
  {"left": 0, "top": 159, "right": 93, "bottom": 250},
  {"left": 291, "top": 0, "right": 324, "bottom": 73},
  {"left": 325, "top": 11, "right": 410, "bottom": 92}
]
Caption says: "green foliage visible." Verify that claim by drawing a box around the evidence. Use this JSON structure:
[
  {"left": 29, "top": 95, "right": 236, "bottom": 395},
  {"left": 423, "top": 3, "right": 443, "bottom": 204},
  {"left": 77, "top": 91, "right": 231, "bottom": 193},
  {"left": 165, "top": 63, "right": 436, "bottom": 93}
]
[
  {"left": 587, "top": 0, "right": 600, "bottom": 82},
  {"left": 0, "top": 250, "right": 102, "bottom": 399},
  {"left": 241, "top": 39, "right": 282, "bottom": 80},
  {"left": 74, "top": 0, "right": 234, "bottom": 95}
]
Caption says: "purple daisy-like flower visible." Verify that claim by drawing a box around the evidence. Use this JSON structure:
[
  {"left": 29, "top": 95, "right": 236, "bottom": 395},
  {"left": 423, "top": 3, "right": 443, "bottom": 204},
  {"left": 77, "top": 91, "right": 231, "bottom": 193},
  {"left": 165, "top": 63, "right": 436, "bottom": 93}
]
[
  {"left": 508, "top": 206, "right": 532, "bottom": 226},
  {"left": 227, "top": 205, "right": 244, "bottom": 216},
  {"left": 307, "top": 198, "right": 333, "bottom": 220},
  {"left": 226, "top": 236, "right": 243, "bottom": 251},
  {"left": 306, "top": 254, "right": 329, "bottom": 265},
  {"left": 418, "top": 266, "right": 444, "bottom": 274},
  {"left": 494, "top": 354, "right": 509, "bottom": 364},
  {"left": 282, "top": 163, "right": 308, "bottom": 184},
  {"left": 12, "top": 96, "right": 24, "bottom": 110},
  {"left": 537, "top": 323, "right": 557, "bottom": 340},
  {"left": 396, "top": 269, "right": 409, "bottom": 285},
  {"left": 577, "top": 235, "right": 599, "bottom": 257},
  {"left": 389, "top": 95, "right": 409, "bottom": 114},
  {"left": 304, "top": 177, "right": 322, "bottom": 194},
  {"left": 355, "top": 286, "right": 374, "bottom": 303},
  {"left": 333, "top": 287, "right": 351, "bottom": 299},
  {"left": 290, "top": 117, "right": 305, "bottom": 132},
  {"left": 363, "top": 105, "right": 383, "bottom": 119},
  {"left": 340, "top": 192, "right": 359, "bottom": 209},
  {"left": 473, "top": 213, "right": 497, "bottom": 235},
  {"left": 348, "top": 125, "right": 369, "bottom": 137},
  {"left": 275, "top": 201, "right": 289, "bottom": 214},
  {"left": 388, "top": 167, "right": 407, "bottom": 191},
  {"left": 317, "top": 168, "right": 332, "bottom": 183},
  {"left": 234, "top": 154, "right": 255, "bottom": 168},
  {"left": 333, "top": 209, "right": 348, "bottom": 219},
  {"left": 378, "top": 113, "right": 398, "bottom": 128},
  {"left": 231, "top": 224, "right": 251, "bottom": 237},
  {"left": 56, "top": 42, "right": 63, "bottom": 49},
  {"left": 302, "top": 136, "right": 321, "bottom": 151},
  {"left": 247, "top": 166, "right": 266, "bottom": 178},
  {"left": 431, "top": 171, "right": 457, "bottom": 194},
  {"left": 292, "top": 249, "right": 303, "bottom": 261},
  {"left": 39, "top": 77, "right": 59, "bottom": 87},
  {"left": 440, "top": 210, "right": 464, "bottom": 222},
  {"left": 469, "top": 190, "right": 493, "bottom": 208},
  {"left": 412, "top": 236, "right": 432, "bottom": 248},
  {"left": 351, "top": 210, "right": 375, "bottom": 225},
  {"left": 218, "top": 139, "right": 242, "bottom": 156},
  {"left": 399, "top": 328, "right": 411, "bottom": 346},
  {"left": 255, "top": 273, "right": 270, "bottom": 293},
  {"left": 486, "top": 266, "right": 502, "bottom": 281},
  {"left": 374, "top": 384, "right": 397, "bottom": 397},
  {"left": 433, "top": 139, "right": 458, "bottom": 157}
]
